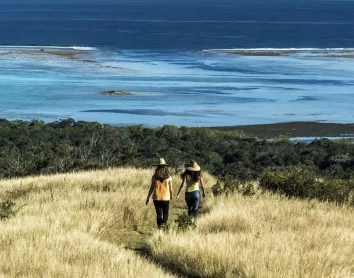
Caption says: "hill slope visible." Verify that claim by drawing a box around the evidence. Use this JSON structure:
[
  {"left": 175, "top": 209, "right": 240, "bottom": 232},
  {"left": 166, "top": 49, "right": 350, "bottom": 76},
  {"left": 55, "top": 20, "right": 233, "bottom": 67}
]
[{"left": 0, "top": 168, "right": 353, "bottom": 277}]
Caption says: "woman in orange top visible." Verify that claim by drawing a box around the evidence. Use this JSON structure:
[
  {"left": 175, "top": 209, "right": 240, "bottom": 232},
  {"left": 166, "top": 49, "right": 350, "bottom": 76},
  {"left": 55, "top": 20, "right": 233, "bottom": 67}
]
[
  {"left": 176, "top": 160, "right": 206, "bottom": 221},
  {"left": 146, "top": 158, "right": 173, "bottom": 229}
]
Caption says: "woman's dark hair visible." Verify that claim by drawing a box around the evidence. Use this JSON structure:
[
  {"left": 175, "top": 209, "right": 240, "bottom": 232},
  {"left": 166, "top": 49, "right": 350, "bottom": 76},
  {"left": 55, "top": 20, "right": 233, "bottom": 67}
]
[
  {"left": 154, "top": 165, "right": 170, "bottom": 180},
  {"left": 182, "top": 170, "right": 201, "bottom": 182}
]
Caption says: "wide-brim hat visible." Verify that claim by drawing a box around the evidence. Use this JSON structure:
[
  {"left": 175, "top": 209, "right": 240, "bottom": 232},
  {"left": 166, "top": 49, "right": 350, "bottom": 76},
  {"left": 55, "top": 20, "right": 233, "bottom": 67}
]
[
  {"left": 187, "top": 160, "right": 200, "bottom": 171},
  {"left": 154, "top": 158, "right": 169, "bottom": 166}
]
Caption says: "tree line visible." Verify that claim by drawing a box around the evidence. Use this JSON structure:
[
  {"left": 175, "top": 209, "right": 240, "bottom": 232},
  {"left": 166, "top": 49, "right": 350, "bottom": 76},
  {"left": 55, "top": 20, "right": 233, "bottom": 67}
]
[{"left": 0, "top": 118, "right": 353, "bottom": 181}]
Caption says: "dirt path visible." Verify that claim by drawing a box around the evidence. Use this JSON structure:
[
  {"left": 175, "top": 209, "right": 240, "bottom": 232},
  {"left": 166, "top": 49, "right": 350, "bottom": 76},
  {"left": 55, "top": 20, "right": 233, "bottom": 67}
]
[{"left": 102, "top": 198, "right": 207, "bottom": 277}]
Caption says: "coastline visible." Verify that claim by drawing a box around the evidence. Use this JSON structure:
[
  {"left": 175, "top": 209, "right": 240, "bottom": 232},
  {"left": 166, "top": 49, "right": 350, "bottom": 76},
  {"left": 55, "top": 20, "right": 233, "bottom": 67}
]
[{"left": 209, "top": 122, "right": 354, "bottom": 139}]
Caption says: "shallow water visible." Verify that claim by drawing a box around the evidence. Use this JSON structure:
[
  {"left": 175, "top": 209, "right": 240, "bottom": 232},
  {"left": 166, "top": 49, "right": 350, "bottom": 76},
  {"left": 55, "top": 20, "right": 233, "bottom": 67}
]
[
  {"left": 1, "top": 1, "right": 354, "bottom": 126},
  {"left": 290, "top": 137, "right": 354, "bottom": 143},
  {"left": 1, "top": 47, "right": 354, "bottom": 126}
]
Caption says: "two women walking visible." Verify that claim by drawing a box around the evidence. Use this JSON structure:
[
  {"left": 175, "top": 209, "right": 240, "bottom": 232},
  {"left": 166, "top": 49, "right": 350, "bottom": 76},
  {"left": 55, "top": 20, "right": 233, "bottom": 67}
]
[{"left": 146, "top": 158, "right": 206, "bottom": 228}]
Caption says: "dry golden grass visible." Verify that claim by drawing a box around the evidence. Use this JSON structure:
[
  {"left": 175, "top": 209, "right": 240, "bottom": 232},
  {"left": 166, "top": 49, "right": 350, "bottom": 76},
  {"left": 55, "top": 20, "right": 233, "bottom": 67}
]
[
  {"left": 149, "top": 193, "right": 354, "bottom": 278},
  {"left": 0, "top": 168, "right": 177, "bottom": 278},
  {"left": 2, "top": 167, "right": 353, "bottom": 278}
]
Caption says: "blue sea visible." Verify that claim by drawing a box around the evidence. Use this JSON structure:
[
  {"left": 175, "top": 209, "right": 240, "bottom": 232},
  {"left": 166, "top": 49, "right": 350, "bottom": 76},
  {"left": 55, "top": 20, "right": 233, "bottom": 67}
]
[{"left": 1, "top": 0, "right": 354, "bottom": 126}]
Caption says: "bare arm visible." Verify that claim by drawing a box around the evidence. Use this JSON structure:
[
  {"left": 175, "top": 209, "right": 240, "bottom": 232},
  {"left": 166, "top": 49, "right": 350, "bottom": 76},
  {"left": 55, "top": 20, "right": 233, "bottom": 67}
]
[
  {"left": 200, "top": 176, "right": 206, "bottom": 198},
  {"left": 169, "top": 177, "right": 173, "bottom": 200},
  {"left": 176, "top": 177, "right": 185, "bottom": 199},
  {"left": 146, "top": 177, "right": 155, "bottom": 205}
]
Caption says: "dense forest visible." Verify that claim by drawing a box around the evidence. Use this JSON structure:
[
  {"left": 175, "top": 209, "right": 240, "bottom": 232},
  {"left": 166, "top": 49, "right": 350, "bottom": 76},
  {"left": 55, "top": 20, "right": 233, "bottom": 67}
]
[
  {"left": 1, "top": 118, "right": 354, "bottom": 204},
  {"left": 0, "top": 118, "right": 353, "bottom": 179}
]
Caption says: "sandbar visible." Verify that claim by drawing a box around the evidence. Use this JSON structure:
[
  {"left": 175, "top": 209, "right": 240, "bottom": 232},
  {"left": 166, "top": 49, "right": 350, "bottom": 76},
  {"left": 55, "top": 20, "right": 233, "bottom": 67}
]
[{"left": 210, "top": 122, "right": 354, "bottom": 139}]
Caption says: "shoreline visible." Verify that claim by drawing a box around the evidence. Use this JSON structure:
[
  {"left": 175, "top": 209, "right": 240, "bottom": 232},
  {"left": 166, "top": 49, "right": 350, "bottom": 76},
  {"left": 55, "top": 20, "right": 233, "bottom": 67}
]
[
  {"left": 209, "top": 122, "right": 354, "bottom": 139},
  {"left": 3, "top": 118, "right": 354, "bottom": 139}
]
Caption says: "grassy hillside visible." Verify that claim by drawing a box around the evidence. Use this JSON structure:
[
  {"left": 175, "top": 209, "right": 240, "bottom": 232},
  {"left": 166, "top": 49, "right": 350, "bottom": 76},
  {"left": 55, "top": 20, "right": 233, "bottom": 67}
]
[
  {"left": 150, "top": 194, "right": 354, "bottom": 277},
  {"left": 0, "top": 169, "right": 162, "bottom": 277},
  {"left": 0, "top": 168, "right": 353, "bottom": 277}
]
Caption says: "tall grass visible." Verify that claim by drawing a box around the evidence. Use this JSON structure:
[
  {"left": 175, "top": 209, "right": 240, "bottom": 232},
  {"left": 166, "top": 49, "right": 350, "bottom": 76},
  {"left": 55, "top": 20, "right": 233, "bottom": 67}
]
[
  {"left": 2, "top": 167, "right": 353, "bottom": 277},
  {"left": 0, "top": 168, "right": 175, "bottom": 277},
  {"left": 149, "top": 193, "right": 354, "bottom": 278}
]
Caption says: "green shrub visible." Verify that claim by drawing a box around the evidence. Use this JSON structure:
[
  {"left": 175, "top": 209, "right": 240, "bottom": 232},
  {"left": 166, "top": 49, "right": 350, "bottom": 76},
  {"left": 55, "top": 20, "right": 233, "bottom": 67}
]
[
  {"left": 260, "top": 168, "right": 318, "bottom": 198},
  {"left": 212, "top": 177, "right": 259, "bottom": 197},
  {"left": 174, "top": 213, "right": 195, "bottom": 232},
  {"left": 259, "top": 169, "right": 354, "bottom": 205},
  {"left": 0, "top": 200, "right": 16, "bottom": 220},
  {"left": 315, "top": 179, "right": 354, "bottom": 204},
  {"left": 258, "top": 171, "right": 287, "bottom": 193}
]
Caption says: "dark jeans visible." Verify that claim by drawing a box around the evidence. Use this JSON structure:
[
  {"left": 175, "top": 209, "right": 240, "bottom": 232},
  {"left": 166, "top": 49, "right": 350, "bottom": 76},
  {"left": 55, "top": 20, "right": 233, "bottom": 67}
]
[
  {"left": 185, "top": 190, "right": 200, "bottom": 219},
  {"left": 153, "top": 200, "right": 170, "bottom": 228}
]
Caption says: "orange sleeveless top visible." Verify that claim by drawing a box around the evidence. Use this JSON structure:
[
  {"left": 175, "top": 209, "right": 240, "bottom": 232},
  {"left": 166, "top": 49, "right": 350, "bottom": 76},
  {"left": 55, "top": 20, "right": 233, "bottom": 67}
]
[{"left": 152, "top": 177, "right": 172, "bottom": 201}]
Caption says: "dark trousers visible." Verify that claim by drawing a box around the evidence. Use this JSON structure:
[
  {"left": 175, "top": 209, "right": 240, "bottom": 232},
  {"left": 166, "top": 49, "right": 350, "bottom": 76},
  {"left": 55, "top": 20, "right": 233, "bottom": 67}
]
[
  {"left": 185, "top": 190, "right": 200, "bottom": 219},
  {"left": 153, "top": 200, "right": 170, "bottom": 228}
]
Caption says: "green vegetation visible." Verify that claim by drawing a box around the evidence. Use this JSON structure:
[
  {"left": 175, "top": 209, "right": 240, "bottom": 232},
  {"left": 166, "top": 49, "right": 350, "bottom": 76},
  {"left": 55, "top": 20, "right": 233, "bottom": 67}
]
[
  {"left": 1, "top": 118, "right": 354, "bottom": 276},
  {"left": 0, "top": 199, "right": 16, "bottom": 220},
  {"left": 259, "top": 169, "right": 354, "bottom": 205},
  {"left": 1, "top": 118, "right": 354, "bottom": 204},
  {"left": 1, "top": 118, "right": 354, "bottom": 179},
  {"left": 174, "top": 213, "right": 196, "bottom": 232},
  {"left": 212, "top": 178, "right": 259, "bottom": 197}
]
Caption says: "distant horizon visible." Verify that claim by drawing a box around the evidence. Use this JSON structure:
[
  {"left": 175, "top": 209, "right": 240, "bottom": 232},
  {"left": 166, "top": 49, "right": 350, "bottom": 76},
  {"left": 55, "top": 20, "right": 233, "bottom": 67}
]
[
  {"left": 0, "top": 0, "right": 352, "bottom": 4},
  {"left": 1, "top": 0, "right": 354, "bottom": 126}
]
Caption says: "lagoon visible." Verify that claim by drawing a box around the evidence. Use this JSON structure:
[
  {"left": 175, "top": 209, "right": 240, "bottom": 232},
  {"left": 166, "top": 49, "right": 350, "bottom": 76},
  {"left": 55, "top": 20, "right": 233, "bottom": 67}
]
[{"left": 1, "top": 47, "right": 354, "bottom": 127}]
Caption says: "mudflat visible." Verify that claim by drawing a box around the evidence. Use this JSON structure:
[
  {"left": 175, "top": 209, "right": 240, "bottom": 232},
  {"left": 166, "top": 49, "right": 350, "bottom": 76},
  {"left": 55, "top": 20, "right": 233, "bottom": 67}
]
[
  {"left": 19, "top": 49, "right": 90, "bottom": 57},
  {"left": 210, "top": 122, "right": 354, "bottom": 139}
]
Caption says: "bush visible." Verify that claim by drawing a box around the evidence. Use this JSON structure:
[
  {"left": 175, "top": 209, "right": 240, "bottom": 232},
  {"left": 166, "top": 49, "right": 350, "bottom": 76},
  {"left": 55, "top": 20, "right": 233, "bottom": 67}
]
[
  {"left": 258, "top": 171, "right": 287, "bottom": 193},
  {"left": 315, "top": 179, "right": 354, "bottom": 204},
  {"left": 259, "top": 169, "right": 354, "bottom": 205},
  {"left": 212, "top": 177, "right": 259, "bottom": 197},
  {"left": 174, "top": 213, "right": 195, "bottom": 232},
  {"left": 0, "top": 200, "right": 16, "bottom": 220}
]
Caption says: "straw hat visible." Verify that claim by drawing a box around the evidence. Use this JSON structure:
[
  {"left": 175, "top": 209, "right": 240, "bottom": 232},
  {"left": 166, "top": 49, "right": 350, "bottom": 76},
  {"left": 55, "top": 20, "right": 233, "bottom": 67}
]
[
  {"left": 154, "top": 158, "right": 169, "bottom": 166},
  {"left": 187, "top": 160, "right": 201, "bottom": 171}
]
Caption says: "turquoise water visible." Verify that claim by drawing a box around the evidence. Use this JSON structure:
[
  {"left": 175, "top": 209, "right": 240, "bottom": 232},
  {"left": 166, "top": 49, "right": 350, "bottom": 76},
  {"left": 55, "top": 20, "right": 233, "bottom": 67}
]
[
  {"left": 1, "top": 47, "right": 354, "bottom": 126},
  {"left": 1, "top": 1, "right": 354, "bottom": 126}
]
